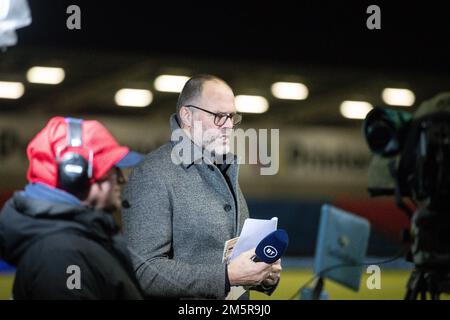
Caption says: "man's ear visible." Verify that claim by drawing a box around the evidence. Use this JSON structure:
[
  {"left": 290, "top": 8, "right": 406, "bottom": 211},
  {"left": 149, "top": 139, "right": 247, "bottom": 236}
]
[{"left": 179, "top": 106, "right": 193, "bottom": 128}]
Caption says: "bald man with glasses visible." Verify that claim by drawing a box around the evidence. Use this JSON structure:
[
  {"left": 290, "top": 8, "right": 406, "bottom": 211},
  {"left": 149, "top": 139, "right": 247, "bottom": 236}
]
[{"left": 122, "top": 74, "right": 281, "bottom": 299}]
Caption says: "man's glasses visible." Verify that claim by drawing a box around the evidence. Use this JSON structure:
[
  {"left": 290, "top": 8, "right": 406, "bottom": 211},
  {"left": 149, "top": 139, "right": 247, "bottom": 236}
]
[{"left": 185, "top": 105, "right": 242, "bottom": 127}]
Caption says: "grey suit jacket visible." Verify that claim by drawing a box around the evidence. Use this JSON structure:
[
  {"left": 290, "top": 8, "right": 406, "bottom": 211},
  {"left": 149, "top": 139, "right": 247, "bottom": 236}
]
[{"left": 121, "top": 114, "right": 249, "bottom": 299}]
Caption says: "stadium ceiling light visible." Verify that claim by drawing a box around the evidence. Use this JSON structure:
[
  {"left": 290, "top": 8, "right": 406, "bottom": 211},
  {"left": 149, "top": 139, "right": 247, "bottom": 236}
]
[
  {"left": 382, "top": 88, "right": 415, "bottom": 106},
  {"left": 0, "top": 81, "right": 25, "bottom": 99},
  {"left": 114, "top": 88, "right": 153, "bottom": 107},
  {"left": 154, "top": 75, "right": 189, "bottom": 93},
  {"left": 271, "top": 82, "right": 309, "bottom": 100},
  {"left": 340, "top": 100, "right": 373, "bottom": 119},
  {"left": 26, "top": 66, "right": 65, "bottom": 85},
  {"left": 235, "top": 95, "right": 269, "bottom": 114}
]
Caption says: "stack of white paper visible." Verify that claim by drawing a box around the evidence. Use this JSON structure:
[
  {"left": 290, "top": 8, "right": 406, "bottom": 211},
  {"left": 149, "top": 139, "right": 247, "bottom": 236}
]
[{"left": 229, "top": 217, "right": 278, "bottom": 261}]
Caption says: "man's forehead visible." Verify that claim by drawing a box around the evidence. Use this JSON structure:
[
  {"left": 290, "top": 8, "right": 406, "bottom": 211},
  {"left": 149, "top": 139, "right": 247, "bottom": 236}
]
[
  {"left": 200, "top": 80, "right": 235, "bottom": 110},
  {"left": 202, "top": 80, "right": 233, "bottom": 96}
]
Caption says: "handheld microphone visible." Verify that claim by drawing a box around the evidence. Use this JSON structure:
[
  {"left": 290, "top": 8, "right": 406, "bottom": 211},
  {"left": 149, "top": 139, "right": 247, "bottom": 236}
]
[{"left": 252, "top": 229, "right": 289, "bottom": 264}]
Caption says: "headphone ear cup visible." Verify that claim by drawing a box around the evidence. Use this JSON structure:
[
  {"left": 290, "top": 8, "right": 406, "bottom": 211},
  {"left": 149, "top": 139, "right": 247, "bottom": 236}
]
[{"left": 57, "top": 152, "right": 90, "bottom": 196}]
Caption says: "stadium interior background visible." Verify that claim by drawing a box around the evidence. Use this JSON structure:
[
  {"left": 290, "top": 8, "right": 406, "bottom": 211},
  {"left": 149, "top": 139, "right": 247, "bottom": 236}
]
[{"left": 1, "top": 1, "right": 450, "bottom": 299}]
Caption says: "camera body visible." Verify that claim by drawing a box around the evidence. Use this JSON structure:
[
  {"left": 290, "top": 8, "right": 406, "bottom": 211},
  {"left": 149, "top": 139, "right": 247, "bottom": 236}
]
[{"left": 363, "top": 93, "right": 450, "bottom": 271}]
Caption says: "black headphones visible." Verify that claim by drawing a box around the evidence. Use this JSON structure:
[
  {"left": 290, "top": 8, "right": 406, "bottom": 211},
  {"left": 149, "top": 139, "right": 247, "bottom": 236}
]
[{"left": 56, "top": 118, "right": 93, "bottom": 196}]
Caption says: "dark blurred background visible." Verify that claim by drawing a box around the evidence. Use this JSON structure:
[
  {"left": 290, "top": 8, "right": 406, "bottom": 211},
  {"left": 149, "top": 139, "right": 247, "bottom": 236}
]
[{"left": 1, "top": 1, "right": 450, "bottom": 275}]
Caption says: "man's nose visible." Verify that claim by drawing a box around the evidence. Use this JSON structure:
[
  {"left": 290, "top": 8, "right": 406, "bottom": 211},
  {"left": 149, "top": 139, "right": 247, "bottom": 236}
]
[{"left": 221, "top": 116, "right": 234, "bottom": 129}]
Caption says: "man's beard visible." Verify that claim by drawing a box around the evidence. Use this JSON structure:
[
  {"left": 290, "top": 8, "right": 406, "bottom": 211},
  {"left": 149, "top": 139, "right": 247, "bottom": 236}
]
[
  {"left": 203, "top": 133, "right": 231, "bottom": 156},
  {"left": 190, "top": 122, "right": 232, "bottom": 159}
]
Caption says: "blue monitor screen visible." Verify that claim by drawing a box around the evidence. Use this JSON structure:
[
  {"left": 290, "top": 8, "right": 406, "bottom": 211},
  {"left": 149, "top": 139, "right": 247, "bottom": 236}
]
[{"left": 313, "top": 204, "right": 371, "bottom": 291}]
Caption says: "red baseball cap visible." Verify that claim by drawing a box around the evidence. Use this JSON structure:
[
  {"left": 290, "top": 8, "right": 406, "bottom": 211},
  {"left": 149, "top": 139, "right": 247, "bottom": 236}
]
[{"left": 27, "top": 116, "right": 144, "bottom": 187}]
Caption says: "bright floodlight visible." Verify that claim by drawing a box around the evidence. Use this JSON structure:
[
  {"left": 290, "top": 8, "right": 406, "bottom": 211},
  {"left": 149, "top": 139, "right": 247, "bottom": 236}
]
[
  {"left": 340, "top": 100, "right": 373, "bottom": 119},
  {"left": 0, "top": 81, "right": 24, "bottom": 99},
  {"left": 382, "top": 88, "right": 415, "bottom": 106},
  {"left": 26, "top": 66, "right": 65, "bottom": 85},
  {"left": 235, "top": 95, "right": 269, "bottom": 114},
  {"left": 114, "top": 88, "right": 153, "bottom": 107},
  {"left": 271, "top": 82, "right": 308, "bottom": 100},
  {"left": 154, "top": 75, "right": 189, "bottom": 93}
]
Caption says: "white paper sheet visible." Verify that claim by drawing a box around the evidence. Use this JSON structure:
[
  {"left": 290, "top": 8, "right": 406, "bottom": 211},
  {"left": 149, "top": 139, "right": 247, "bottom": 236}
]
[
  {"left": 224, "top": 217, "right": 278, "bottom": 300},
  {"left": 229, "top": 217, "right": 278, "bottom": 261}
]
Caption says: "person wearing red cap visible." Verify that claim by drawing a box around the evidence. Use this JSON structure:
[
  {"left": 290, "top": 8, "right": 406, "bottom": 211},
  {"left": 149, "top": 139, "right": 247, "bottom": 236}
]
[{"left": 0, "top": 116, "right": 144, "bottom": 299}]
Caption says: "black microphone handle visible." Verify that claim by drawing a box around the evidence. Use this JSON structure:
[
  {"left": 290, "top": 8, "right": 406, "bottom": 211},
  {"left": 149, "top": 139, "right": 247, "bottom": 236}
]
[{"left": 251, "top": 255, "right": 263, "bottom": 263}]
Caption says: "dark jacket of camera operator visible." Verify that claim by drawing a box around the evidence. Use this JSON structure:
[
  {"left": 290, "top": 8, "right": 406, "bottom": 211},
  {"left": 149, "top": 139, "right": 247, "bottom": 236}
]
[{"left": 0, "top": 116, "right": 144, "bottom": 300}]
